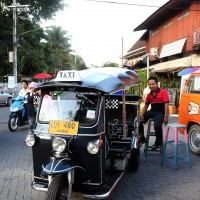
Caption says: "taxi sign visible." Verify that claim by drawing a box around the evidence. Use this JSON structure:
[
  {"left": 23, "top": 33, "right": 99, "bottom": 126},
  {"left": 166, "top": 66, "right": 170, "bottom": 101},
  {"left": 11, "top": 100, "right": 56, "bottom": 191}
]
[
  {"left": 54, "top": 70, "right": 82, "bottom": 82},
  {"left": 48, "top": 120, "right": 79, "bottom": 135}
]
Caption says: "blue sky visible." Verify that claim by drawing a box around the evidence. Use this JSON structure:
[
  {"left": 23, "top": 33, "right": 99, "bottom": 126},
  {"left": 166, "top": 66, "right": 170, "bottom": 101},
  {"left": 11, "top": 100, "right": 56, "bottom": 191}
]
[{"left": 43, "top": 0, "right": 169, "bottom": 66}]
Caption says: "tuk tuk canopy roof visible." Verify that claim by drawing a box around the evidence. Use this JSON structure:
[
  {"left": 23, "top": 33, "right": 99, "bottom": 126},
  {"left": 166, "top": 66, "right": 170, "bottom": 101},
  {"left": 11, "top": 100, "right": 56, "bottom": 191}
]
[{"left": 37, "top": 67, "right": 140, "bottom": 94}]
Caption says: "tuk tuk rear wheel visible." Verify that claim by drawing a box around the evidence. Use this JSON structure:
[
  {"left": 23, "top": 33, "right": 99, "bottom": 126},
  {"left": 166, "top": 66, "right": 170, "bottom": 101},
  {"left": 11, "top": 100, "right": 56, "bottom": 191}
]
[
  {"left": 128, "top": 147, "right": 140, "bottom": 172},
  {"left": 188, "top": 124, "right": 200, "bottom": 155},
  {"left": 46, "top": 175, "right": 68, "bottom": 200}
]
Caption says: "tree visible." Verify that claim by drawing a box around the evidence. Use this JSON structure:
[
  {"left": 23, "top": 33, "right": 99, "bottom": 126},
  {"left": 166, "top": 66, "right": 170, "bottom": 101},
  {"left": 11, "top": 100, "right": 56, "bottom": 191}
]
[
  {"left": 0, "top": 0, "right": 66, "bottom": 80},
  {"left": 102, "top": 61, "right": 120, "bottom": 68},
  {"left": 44, "top": 26, "right": 73, "bottom": 76},
  {"left": 17, "top": 23, "right": 51, "bottom": 79},
  {"left": 0, "top": 6, "right": 13, "bottom": 78},
  {"left": 137, "top": 69, "right": 148, "bottom": 92},
  {"left": 0, "top": 0, "right": 65, "bottom": 22},
  {"left": 72, "top": 54, "right": 87, "bottom": 70}
]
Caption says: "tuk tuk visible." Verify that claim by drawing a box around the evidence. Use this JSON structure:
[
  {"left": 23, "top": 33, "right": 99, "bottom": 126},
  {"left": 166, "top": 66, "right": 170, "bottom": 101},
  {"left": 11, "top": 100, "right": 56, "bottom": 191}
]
[
  {"left": 178, "top": 69, "right": 200, "bottom": 155},
  {"left": 26, "top": 67, "right": 141, "bottom": 199}
]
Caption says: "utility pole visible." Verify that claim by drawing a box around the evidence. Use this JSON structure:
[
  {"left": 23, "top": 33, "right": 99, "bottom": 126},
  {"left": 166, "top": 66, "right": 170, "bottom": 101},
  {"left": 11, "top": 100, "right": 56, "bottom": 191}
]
[
  {"left": 141, "top": 53, "right": 151, "bottom": 79},
  {"left": 8, "top": 1, "right": 29, "bottom": 85},
  {"left": 146, "top": 55, "right": 150, "bottom": 79},
  {"left": 121, "top": 37, "right": 124, "bottom": 67},
  {"left": 13, "top": 0, "right": 17, "bottom": 85}
]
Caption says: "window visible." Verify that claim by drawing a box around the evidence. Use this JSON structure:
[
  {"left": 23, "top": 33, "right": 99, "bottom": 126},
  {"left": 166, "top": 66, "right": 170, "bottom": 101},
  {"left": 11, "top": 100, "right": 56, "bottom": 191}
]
[
  {"left": 178, "top": 11, "right": 190, "bottom": 21},
  {"left": 163, "top": 21, "right": 173, "bottom": 29},
  {"left": 39, "top": 90, "right": 99, "bottom": 126},
  {"left": 187, "top": 76, "right": 200, "bottom": 94},
  {"left": 151, "top": 30, "right": 158, "bottom": 36}
]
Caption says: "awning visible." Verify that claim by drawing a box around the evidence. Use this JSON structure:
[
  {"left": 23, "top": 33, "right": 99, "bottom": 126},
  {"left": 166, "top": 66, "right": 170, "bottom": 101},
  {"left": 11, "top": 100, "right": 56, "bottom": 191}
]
[
  {"left": 152, "top": 56, "right": 192, "bottom": 73},
  {"left": 160, "top": 38, "right": 187, "bottom": 58}
]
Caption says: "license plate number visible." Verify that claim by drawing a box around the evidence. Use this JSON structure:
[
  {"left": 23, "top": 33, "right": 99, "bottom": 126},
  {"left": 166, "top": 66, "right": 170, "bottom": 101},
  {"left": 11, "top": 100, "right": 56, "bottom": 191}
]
[{"left": 48, "top": 120, "right": 79, "bottom": 135}]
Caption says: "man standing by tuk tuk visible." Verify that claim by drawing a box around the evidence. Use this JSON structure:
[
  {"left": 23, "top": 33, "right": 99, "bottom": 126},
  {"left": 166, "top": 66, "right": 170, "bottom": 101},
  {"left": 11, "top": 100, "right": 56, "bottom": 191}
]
[{"left": 140, "top": 77, "right": 169, "bottom": 150}]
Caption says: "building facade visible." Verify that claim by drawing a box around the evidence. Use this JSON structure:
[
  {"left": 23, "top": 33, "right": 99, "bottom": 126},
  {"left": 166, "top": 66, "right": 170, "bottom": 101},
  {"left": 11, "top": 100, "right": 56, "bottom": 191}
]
[
  {"left": 125, "top": 0, "right": 200, "bottom": 73},
  {"left": 123, "top": 0, "right": 200, "bottom": 112},
  {"left": 124, "top": 0, "right": 200, "bottom": 73}
]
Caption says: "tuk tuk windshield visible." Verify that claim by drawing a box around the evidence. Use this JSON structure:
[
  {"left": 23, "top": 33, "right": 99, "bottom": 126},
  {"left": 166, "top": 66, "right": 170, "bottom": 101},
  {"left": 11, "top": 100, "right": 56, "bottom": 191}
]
[{"left": 38, "top": 90, "right": 99, "bottom": 126}]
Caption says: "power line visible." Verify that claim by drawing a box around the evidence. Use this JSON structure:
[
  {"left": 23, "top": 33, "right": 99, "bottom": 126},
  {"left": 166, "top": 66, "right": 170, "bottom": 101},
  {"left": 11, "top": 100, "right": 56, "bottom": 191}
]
[
  {"left": 81, "top": 0, "right": 200, "bottom": 11},
  {"left": 81, "top": 0, "right": 160, "bottom": 7}
]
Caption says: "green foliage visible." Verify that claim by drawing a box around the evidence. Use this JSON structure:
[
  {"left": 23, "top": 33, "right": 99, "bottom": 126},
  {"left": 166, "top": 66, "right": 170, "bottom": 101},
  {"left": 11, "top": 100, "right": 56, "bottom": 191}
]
[
  {"left": 0, "top": 2, "right": 89, "bottom": 81},
  {"left": 137, "top": 69, "right": 147, "bottom": 92},
  {"left": 28, "top": 0, "right": 66, "bottom": 22},
  {"left": 73, "top": 55, "right": 87, "bottom": 70},
  {"left": 18, "top": 25, "right": 48, "bottom": 77},
  {"left": 0, "top": 0, "right": 65, "bottom": 80},
  {"left": 101, "top": 61, "right": 120, "bottom": 68},
  {"left": 0, "top": 0, "right": 66, "bottom": 23},
  {"left": 44, "top": 26, "right": 73, "bottom": 75},
  {"left": 150, "top": 73, "right": 180, "bottom": 88},
  {"left": 0, "top": 7, "right": 13, "bottom": 78}
]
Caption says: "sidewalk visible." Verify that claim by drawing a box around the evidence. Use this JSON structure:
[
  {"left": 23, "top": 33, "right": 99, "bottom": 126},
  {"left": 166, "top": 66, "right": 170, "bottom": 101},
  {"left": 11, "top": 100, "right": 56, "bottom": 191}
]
[{"left": 108, "top": 114, "right": 200, "bottom": 200}]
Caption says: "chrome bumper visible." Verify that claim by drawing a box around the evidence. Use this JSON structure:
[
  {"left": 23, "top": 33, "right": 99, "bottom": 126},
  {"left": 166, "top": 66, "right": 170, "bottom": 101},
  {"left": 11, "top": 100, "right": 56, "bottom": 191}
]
[
  {"left": 83, "top": 171, "right": 125, "bottom": 199},
  {"left": 31, "top": 181, "right": 48, "bottom": 192}
]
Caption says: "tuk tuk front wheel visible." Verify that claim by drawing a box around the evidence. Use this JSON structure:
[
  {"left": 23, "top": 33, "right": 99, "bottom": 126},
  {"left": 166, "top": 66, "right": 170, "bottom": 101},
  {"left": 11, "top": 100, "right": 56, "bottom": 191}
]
[
  {"left": 46, "top": 175, "right": 68, "bottom": 200},
  {"left": 188, "top": 124, "right": 200, "bottom": 155},
  {"left": 128, "top": 147, "right": 140, "bottom": 172}
]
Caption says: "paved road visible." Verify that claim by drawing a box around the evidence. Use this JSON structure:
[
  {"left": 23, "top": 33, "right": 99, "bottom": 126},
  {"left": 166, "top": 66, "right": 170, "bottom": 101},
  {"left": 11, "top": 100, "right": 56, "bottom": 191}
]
[{"left": 0, "top": 106, "right": 200, "bottom": 200}]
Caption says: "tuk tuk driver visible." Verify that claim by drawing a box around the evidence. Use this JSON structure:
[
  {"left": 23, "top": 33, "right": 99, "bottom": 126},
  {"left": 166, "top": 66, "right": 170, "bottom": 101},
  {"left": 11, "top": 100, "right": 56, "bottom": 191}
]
[{"left": 140, "top": 77, "right": 170, "bottom": 150}]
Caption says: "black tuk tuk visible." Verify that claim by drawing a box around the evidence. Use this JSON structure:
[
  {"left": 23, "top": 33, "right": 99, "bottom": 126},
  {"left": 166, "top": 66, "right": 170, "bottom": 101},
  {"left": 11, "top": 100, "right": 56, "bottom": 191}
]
[{"left": 26, "top": 67, "right": 141, "bottom": 199}]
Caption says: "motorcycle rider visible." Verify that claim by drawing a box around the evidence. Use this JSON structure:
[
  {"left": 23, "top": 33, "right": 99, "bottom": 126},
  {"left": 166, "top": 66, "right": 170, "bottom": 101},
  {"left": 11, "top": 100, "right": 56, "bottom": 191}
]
[
  {"left": 19, "top": 80, "right": 30, "bottom": 97},
  {"left": 26, "top": 82, "right": 37, "bottom": 136},
  {"left": 19, "top": 80, "right": 30, "bottom": 122}
]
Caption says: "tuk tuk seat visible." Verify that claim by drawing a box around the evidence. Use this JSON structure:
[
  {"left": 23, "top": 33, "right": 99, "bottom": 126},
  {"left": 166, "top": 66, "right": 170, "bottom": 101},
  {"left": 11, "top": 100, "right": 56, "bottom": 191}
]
[
  {"left": 107, "top": 146, "right": 126, "bottom": 160},
  {"left": 105, "top": 95, "right": 139, "bottom": 138}
]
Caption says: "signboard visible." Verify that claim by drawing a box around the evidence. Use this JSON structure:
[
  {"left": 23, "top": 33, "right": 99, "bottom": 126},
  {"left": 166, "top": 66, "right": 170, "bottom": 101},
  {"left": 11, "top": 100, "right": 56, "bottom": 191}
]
[
  {"left": 8, "top": 76, "right": 15, "bottom": 89},
  {"left": 9, "top": 51, "right": 13, "bottom": 63},
  {"left": 193, "top": 28, "right": 200, "bottom": 45},
  {"left": 55, "top": 70, "right": 81, "bottom": 82},
  {"left": 166, "top": 88, "right": 177, "bottom": 106},
  {"left": 188, "top": 101, "right": 199, "bottom": 115}
]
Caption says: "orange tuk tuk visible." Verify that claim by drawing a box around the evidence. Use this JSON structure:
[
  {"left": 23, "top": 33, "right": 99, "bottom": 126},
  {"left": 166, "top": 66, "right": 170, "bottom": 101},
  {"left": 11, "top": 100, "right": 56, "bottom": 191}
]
[{"left": 178, "top": 69, "right": 200, "bottom": 155}]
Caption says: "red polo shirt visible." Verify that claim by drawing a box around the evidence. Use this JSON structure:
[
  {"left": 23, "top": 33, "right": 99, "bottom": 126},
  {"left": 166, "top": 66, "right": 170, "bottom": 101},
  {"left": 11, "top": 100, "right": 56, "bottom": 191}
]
[{"left": 145, "top": 87, "right": 169, "bottom": 112}]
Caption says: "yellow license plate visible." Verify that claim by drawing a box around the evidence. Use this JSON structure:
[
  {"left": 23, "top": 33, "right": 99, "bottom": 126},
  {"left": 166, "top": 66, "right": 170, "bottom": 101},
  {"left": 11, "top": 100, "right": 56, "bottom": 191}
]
[{"left": 48, "top": 120, "right": 79, "bottom": 135}]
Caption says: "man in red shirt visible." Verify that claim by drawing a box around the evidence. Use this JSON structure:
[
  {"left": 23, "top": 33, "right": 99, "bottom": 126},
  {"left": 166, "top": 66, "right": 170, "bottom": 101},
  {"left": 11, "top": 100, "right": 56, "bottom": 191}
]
[{"left": 141, "top": 77, "right": 169, "bottom": 150}]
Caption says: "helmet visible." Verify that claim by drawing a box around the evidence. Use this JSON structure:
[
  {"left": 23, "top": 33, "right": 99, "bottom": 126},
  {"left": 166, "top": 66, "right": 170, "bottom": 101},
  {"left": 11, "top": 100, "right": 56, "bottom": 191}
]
[{"left": 29, "top": 82, "right": 37, "bottom": 88}]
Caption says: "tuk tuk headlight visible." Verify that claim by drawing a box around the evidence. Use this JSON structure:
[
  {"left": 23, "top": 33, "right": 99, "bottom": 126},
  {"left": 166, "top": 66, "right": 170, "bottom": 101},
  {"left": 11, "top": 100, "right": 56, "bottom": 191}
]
[
  {"left": 52, "top": 137, "right": 66, "bottom": 153},
  {"left": 25, "top": 135, "right": 35, "bottom": 147},
  {"left": 87, "top": 139, "right": 103, "bottom": 154}
]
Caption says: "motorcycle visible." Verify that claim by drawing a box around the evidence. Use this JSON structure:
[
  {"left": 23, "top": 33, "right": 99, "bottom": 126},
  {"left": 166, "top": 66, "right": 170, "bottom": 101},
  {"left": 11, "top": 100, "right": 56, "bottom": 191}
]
[
  {"left": 25, "top": 68, "right": 141, "bottom": 200},
  {"left": 8, "top": 96, "right": 27, "bottom": 132}
]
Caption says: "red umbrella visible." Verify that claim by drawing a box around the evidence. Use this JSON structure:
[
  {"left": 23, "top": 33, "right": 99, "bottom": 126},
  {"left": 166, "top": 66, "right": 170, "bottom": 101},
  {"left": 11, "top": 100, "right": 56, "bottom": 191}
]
[{"left": 33, "top": 73, "right": 52, "bottom": 79}]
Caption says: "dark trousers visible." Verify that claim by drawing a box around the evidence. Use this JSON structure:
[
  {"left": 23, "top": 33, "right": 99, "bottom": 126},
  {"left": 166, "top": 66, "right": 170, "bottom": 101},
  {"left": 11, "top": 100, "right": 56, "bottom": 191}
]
[
  {"left": 143, "top": 111, "right": 164, "bottom": 146},
  {"left": 28, "top": 117, "right": 35, "bottom": 135},
  {"left": 24, "top": 103, "right": 28, "bottom": 120}
]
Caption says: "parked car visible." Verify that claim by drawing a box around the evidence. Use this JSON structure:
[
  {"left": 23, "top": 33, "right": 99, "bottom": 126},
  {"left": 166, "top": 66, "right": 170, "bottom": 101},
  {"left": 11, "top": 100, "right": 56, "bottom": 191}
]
[{"left": 0, "top": 91, "right": 13, "bottom": 106}]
